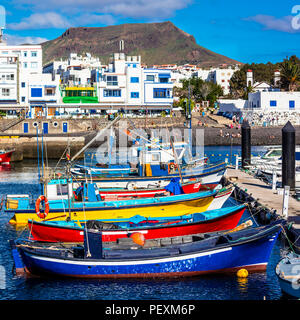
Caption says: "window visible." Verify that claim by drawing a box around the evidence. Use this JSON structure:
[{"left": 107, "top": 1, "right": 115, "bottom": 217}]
[
  {"left": 45, "top": 88, "right": 55, "bottom": 96},
  {"left": 21, "top": 82, "right": 26, "bottom": 88},
  {"left": 31, "top": 62, "right": 38, "bottom": 69},
  {"left": 159, "top": 77, "right": 168, "bottom": 83},
  {"left": 130, "top": 77, "right": 139, "bottom": 83},
  {"left": 146, "top": 75, "right": 155, "bottom": 81},
  {"left": 31, "top": 51, "right": 37, "bottom": 57},
  {"left": 131, "top": 92, "right": 139, "bottom": 98},
  {"left": 6, "top": 74, "right": 14, "bottom": 80},
  {"left": 21, "top": 97, "right": 25, "bottom": 102},
  {"left": 107, "top": 76, "right": 118, "bottom": 86},
  {"left": 153, "top": 88, "right": 172, "bottom": 98},
  {"left": 31, "top": 88, "right": 43, "bottom": 97},
  {"left": 151, "top": 153, "right": 160, "bottom": 162},
  {"left": 2, "top": 88, "right": 10, "bottom": 96},
  {"left": 103, "top": 89, "right": 121, "bottom": 97},
  {"left": 289, "top": 100, "right": 295, "bottom": 109},
  {"left": 24, "top": 51, "right": 27, "bottom": 57},
  {"left": 270, "top": 100, "right": 277, "bottom": 107},
  {"left": 57, "top": 184, "right": 68, "bottom": 196},
  {"left": 23, "top": 62, "right": 28, "bottom": 68}
]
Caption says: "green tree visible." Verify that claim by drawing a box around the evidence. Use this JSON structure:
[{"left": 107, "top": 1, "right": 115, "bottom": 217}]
[
  {"left": 178, "top": 77, "right": 223, "bottom": 107},
  {"left": 279, "top": 58, "right": 300, "bottom": 91}
]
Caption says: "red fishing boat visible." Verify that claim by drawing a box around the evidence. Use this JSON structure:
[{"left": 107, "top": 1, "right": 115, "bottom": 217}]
[
  {"left": 28, "top": 205, "right": 246, "bottom": 243},
  {"left": 0, "top": 149, "right": 14, "bottom": 164},
  {"left": 96, "top": 179, "right": 204, "bottom": 200}
]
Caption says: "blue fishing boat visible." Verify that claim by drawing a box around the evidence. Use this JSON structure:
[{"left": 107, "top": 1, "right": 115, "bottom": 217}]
[
  {"left": 12, "top": 220, "right": 284, "bottom": 278},
  {"left": 71, "top": 139, "right": 208, "bottom": 178},
  {"left": 71, "top": 163, "right": 137, "bottom": 177},
  {"left": 72, "top": 161, "right": 227, "bottom": 189},
  {"left": 276, "top": 251, "right": 300, "bottom": 298}
]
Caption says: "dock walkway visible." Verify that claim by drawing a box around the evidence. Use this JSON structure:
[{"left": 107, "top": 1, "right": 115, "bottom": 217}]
[{"left": 226, "top": 167, "right": 300, "bottom": 228}]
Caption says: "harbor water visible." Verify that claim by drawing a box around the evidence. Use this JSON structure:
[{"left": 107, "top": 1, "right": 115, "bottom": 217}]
[{"left": 0, "top": 146, "right": 292, "bottom": 300}]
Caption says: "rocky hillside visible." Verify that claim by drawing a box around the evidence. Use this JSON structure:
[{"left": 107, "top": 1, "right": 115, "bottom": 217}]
[{"left": 41, "top": 21, "right": 240, "bottom": 67}]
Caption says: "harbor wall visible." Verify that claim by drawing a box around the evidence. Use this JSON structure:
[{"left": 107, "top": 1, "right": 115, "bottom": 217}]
[{"left": 1, "top": 117, "right": 300, "bottom": 160}]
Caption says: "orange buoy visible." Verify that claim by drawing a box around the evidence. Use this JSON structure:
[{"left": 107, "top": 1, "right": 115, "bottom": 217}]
[
  {"left": 35, "top": 195, "right": 49, "bottom": 219},
  {"left": 237, "top": 268, "right": 248, "bottom": 278},
  {"left": 130, "top": 232, "right": 145, "bottom": 246}
]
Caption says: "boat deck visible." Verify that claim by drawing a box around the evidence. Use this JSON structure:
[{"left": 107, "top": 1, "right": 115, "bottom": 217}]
[{"left": 226, "top": 167, "right": 300, "bottom": 229}]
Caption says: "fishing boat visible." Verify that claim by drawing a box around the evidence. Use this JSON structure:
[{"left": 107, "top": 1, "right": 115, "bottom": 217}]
[
  {"left": 6, "top": 184, "right": 218, "bottom": 225},
  {"left": 12, "top": 219, "right": 283, "bottom": 278},
  {"left": 71, "top": 163, "right": 137, "bottom": 177},
  {"left": 276, "top": 251, "right": 300, "bottom": 298},
  {"left": 80, "top": 178, "right": 203, "bottom": 201},
  {"left": 74, "top": 161, "right": 227, "bottom": 190},
  {"left": 0, "top": 149, "right": 14, "bottom": 164},
  {"left": 27, "top": 205, "right": 246, "bottom": 243}
]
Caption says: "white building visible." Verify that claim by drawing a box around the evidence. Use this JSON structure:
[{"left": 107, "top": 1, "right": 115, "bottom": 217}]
[
  {"left": 0, "top": 54, "right": 18, "bottom": 104},
  {"left": 0, "top": 33, "right": 63, "bottom": 119},
  {"left": 247, "top": 91, "right": 300, "bottom": 112},
  {"left": 191, "top": 65, "right": 240, "bottom": 95},
  {"left": 93, "top": 53, "right": 173, "bottom": 113},
  {"left": 0, "top": 44, "right": 43, "bottom": 107}
]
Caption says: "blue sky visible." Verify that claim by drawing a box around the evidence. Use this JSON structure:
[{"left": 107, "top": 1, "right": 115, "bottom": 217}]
[{"left": 1, "top": 0, "right": 300, "bottom": 64}]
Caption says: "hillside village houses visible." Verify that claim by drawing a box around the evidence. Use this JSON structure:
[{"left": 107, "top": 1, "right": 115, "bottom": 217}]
[
  {"left": 1, "top": 29, "right": 300, "bottom": 128},
  {"left": 218, "top": 69, "right": 300, "bottom": 126},
  {"left": 0, "top": 31, "right": 240, "bottom": 122}
]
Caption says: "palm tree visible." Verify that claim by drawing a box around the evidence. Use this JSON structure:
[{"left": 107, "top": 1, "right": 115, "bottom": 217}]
[
  {"left": 279, "top": 59, "right": 300, "bottom": 91},
  {"left": 243, "top": 84, "right": 254, "bottom": 100}
]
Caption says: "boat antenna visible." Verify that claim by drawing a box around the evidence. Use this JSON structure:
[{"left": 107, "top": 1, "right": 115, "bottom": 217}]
[
  {"left": 170, "top": 136, "right": 183, "bottom": 184},
  {"left": 36, "top": 126, "right": 42, "bottom": 194},
  {"left": 66, "top": 140, "right": 72, "bottom": 221}
]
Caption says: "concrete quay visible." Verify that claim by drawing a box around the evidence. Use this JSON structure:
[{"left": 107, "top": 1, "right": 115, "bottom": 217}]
[{"left": 226, "top": 167, "right": 300, "bottom": 226}]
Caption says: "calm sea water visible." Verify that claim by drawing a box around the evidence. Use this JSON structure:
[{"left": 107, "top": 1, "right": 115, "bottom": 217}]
[{"left": 0, "top": 146, "right": 293, "bottom": 300}]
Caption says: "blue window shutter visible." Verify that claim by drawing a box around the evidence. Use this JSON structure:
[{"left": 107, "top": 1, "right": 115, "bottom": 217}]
[
  {"left": 289, "top": 100, "right": 295, "bottom": 109},
  {"left": 31, "top": 88, "right": 42, "bottom": 97},
  {"left": 130, "top": 77, "right": 139, "bottom": 83},
  {"left": 131, "top": 92, "right": 139, "bottom": 98},
  {"left": 270, "top": 100, "right": 277, "bottom": 107}
]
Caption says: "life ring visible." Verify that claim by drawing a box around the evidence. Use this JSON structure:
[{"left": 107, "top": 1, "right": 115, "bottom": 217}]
[
  {"left": 35, "top": 195, "right": 49, "bottom": 219},
  {"left": 168, "top": 163, "right": 177, "bottom": 173},
  {"left": 126, "top": 182, "right": 136, "bottom": 190}
]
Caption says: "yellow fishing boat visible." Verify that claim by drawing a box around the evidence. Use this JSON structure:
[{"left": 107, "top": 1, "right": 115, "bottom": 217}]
[{"left": 6, "top": 182, "right": 217, "bottom": 225}]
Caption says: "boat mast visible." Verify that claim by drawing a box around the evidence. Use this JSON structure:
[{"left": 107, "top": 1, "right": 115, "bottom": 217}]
[
  {"left": 170, "top": 136, "right": 183, "bottom": 184},
  {"left": 70, "top": 116, "right": 120, "bottom": 163},
  {"left": 66, "top": 142, "right": 72, "bottom": 221},
  {"left": 188, "top": 83, "right": 192, "bottom": 158}
]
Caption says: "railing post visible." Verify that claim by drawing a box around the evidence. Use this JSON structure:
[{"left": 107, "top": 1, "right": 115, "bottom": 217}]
[
  {"left": 235, "top": 156, "right": 239, "bottom": 170},
  {"left": 282, "top": 121, "right": 295, "bottom": 190},
  {"left": 241, "top": 120, "right": 251, "bottom": 169},
  {"left": 272, "top": 170, "right": 277, "bottom": 191},
  {"left": 282, "top": 185, "right": 290, "bottom": 219}
]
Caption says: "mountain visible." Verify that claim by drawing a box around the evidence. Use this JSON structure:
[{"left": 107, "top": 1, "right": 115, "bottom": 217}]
[{"left": 41, "top": 21, "right": 240, "bottom": 67}]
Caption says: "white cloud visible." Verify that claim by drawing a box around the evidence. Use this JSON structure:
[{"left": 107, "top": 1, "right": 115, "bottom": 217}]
[
  {"left": 245, "top": 15, "right": 300, "bottom": 33},
  {"left": 5, "top": 33, "right": 48, "bottom": 45},
  {"left": 7, "top": 11, "right": 116, "bottom": 30},
  {"left": 11, "top": 0, "right": 191, "bottom": 19},
  {"left": 8, "top": 12, "right": 70, "bottom": 30}
]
